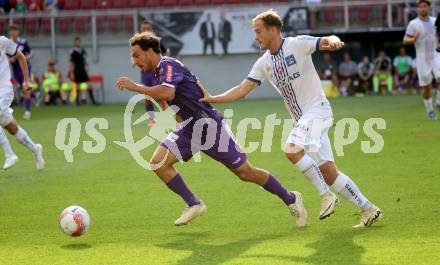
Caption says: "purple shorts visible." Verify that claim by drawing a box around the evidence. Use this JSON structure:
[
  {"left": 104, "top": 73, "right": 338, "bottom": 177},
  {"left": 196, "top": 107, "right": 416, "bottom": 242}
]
[{"left": 161, "top": 118, "right": 247, "bottom": 169}]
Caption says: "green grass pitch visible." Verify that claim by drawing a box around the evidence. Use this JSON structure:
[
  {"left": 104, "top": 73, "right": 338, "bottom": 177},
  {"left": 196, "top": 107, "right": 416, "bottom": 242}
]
[{"left": 0, "top": 95, "right": 439, "bottom": 265}]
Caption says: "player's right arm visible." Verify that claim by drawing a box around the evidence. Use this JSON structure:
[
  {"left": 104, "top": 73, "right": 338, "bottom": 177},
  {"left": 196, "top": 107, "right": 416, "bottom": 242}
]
[{"left": 199, "top": 79, "right": 257, "bottom": 103}]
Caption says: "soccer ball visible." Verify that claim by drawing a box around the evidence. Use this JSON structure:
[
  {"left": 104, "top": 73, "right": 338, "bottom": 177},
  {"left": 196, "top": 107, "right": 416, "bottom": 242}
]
[{"left": 59, "top": 205, "right": 90, "bottom": 237}]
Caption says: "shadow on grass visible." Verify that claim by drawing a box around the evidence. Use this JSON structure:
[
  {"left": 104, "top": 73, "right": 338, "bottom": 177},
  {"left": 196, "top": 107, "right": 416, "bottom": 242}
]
[
  {"left": 60, "top": 243, "right": 92, "bottom": 250},
  {"left": 156, "top": 231, "right": 283, "bottom": 265},
  {"left": 244, "top": 228, "right": 368, "bottom": 265}
]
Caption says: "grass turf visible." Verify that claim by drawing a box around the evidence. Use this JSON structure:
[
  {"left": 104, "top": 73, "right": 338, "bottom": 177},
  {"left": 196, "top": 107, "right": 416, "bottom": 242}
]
[{"left": 0, "top": 94, "right": 439, "bottom": 265}]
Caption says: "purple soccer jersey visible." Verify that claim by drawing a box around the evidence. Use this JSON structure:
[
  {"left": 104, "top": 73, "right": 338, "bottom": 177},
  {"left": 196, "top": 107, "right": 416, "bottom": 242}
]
[
  {"left": 12, "top": 38, "right": 31, "bottom": 84},
  {"left": 157, "top": 57, "right": 247, "bottom": 169}
]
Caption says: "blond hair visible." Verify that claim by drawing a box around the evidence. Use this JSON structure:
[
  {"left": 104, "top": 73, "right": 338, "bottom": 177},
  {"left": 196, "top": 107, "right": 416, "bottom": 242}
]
[{"left": 252, "top": 10, "right": 283, "bottom": 30}]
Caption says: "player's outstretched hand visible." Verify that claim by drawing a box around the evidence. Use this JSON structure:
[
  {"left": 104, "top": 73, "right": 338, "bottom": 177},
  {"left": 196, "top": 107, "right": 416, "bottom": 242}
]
[
  {"left": 116, "top": 77, "right": 137, "bottom": 91},
  {"left": 197, "top": 81, "right": 215, "bottom": 103},
  {"left": 321, "top": 36, "right": 345, "bottom": 51}
]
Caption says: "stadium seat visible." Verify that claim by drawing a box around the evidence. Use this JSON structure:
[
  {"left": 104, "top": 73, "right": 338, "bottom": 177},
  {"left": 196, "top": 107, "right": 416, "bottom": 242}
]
[
  {"left": 178, "top": 0, "right": 193, "bottom": 6},
  {"left": 225, "top": 0, "right": 240, "bottom": 4},
  {"left": 0, "top": 18, "right": 8, "bottom": 34},
  {"left": 25, "top": 0, "right": 44, "bottom": 11},
  {"left": 80, "top": 0, "right": 96, "bottom": 9},
  {"left": 129, "top": 0, "right": 145, "bottom": 8},
  {"left": 211, "top": 0, "right": 224, "bottom": 5},
  {"left": 25, "top": 18, "right": 40, "bottom": 34},
  {"left": 193, "top": 0, "right": 209, "bottom": 5},
  {"left": 124, "top": 15, "right": 134, "bottom": 32},
  {"left": 57, "top": 17, "right": 72, "bottom": 33},
  {"left": 145, "top": 0, "right": 160, "bottom": 7},
  {"left": 162, "top": 0, "right": 177, "bottom": 7},
  {"left": 63, "top": 0, "right": 80, "bottom": 10},
  {"left": 96, "top": 0, "right": 113, "bottom": 9},
  {"left": 108, "top": 15, "right": 121, "bottom": 32},
  {"left": 96, "top": 16, "right": 107, "bottom": 32},
  {"left": 241, "top": 0, "right": 258, "bottom": 4},
  {"left": 75, "top": 17, "right": 89, "bottom": 33},
  {"left": 112, "top": 0, "right": 126, "bottom": 8},
  {"left": 12, "top": 18, "right": 25, "bottom": 31},
  {"left": 41, "top": 17, "right": 51, "bottom": 34}
]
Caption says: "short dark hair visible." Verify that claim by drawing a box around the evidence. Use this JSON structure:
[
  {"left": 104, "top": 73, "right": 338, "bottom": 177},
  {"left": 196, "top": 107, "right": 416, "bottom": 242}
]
[
  {"left": 8, "top": 24, "right": 19, "bottom": 31},
  {"left": 129, "top": 32, "right": 161, "bottom": 54},
  {"left": 74, "top": 36, "right": 81, "bottom": 41},
  {"left": 416, "top": 0, "right": 431, "bottom": 7},
  {"left": 253, "top": 10, "right": 283, "bottom": 31},
  {"left": 142, "top": 19, "right": 153, "bottom": 26}
]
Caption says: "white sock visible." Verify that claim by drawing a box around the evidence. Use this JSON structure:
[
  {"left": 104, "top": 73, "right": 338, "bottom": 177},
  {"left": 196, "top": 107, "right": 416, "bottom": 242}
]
[
  {"left": 14, "top": 127, "right": 37, "bottom": 153},
  {"left": 295, "top": 154, "right": 329, "bottom": 196},
  {"left": 0, "top": 127, "right": 14, "bottom": 157},
  {"left": 436, "top": 90, "right": 440, "bottom": 105},
  {"left": 331, "top": 172, "right": 372, "bottom": 211},
  {"left": 148, "top": 111, "right": 155, "bottom": 120},
  {"left": 423, "top": 98, "right": 433, "bottom": 113}
]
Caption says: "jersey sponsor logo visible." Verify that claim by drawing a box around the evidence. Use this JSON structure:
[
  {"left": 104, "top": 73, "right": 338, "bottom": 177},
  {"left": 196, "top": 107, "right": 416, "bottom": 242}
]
[
  {"left": 285, "top": 55, "right": 296, "bottom": 66},
  {"left": 166, "top": 65, "right": 173, "bottom": 82}
]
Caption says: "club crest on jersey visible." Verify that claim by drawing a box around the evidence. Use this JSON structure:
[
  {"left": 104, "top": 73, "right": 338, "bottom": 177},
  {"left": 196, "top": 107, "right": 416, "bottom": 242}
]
[{"left": 285, "top": 55, "right": 296, "bottom": 67}]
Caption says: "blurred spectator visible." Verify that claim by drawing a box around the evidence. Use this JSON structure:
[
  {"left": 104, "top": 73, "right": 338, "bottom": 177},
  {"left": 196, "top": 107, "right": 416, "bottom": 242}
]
[
  {"left": 200, "top": 13, "right": 216, "bottom": 55},
  {"left": 372, "top": 50, "right": 393, "bottom": 95},
  {"left": 318, "top": 53, "right": 338, "bottom": 88},
  {"left": 0, "top": 0, "right": 11, "bottom": 13},
  {"left": 338, "top": 51, "right": 358, "bottom": 96},
  {"left": 69, "top": 36, "right": 98, "bottom": 105},
  {"left": 60, "top": 69, "right": 74, "bottom": 105},
  {"left": 43, "top": 0, "right": 58, "bottom": 12},
  {"left": 42, "top": 59, "right": 62, "bottom": 105},
  {"left": 14, "top": 0, "right": 27, "bottom": 13},
  {"left": 218, "top": 12, "right": 232, "bottom": 56},
  {"left": 8, "top": 24, "right": 34, "bottom": 119},
  {"left": 393, "top": 46, "right": 413, "bottom": 94},
  {"left": 28, "top": 0, "right": 41, "bottom": 11},
  {"left": 357, "top": 56, "right": 374, "bottom": 95}
]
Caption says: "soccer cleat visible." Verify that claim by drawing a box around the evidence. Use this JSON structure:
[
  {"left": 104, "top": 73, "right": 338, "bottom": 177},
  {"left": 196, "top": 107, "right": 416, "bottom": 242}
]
[
  {"left": 174, "top": 201, "right": 207, "bottom": 226},
  {"left": 319, "top": 191, "right": 339, "bottom": 220},
  {"left": 353, "top": 205, "right": 383, "bottom": 228},
  {"left": 428, "top": 111, "right": 437, "bottom": 120},
  {"left": 148, "top": 119, "right": 156, "bottom": 126},
  {"left": 288, "top": 191, "right": 308, "bottom": 228},
  {"left": 3, "top": 154, "right": 18, "bottom": 170},
  {"left": 33, "top": 144, "right": 45, "bottom": 170}
]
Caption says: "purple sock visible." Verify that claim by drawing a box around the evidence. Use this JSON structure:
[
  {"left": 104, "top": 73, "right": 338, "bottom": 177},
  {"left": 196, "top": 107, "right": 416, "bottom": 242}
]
[
  {"left": 24, "top": 98, "right": 32, "bottom": 111},
  {"left": 166, "top": 174, "right": 200, "bottom": 206},
  {"left": 262, "top": 174, "right": 295, "bottom": 206}
]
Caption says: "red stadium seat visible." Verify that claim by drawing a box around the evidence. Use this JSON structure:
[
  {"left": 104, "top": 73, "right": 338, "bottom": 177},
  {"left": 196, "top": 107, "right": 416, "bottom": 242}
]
[
  {"left": 96, "top": 16, "right": 107, "bottom": 32},
  {"left": 124, "top": 15, "right": 134, "bottom": 32},
  {"left": 112, "top": 0, "right": 126, "bottom": 8},
  {"left": 25, "top": 0, "right": 44, "bottom": 11},
  {"left": 108, "top": 15, "right": 121, "bottom": 32},
  {"left": 75, "top": 17, "right": 89, "bottom": 33},
  {"left": 63, "top": 0, "right": 80, "bottom": 10},
  {"left": 194, "top": 0, "right": 209, "bottom": 5},
  {"left": 241, "top": 0, "right": 258, "bottom": 4},
  {"left": 80, "top": 0, "right": 96, "bottom": 9},
  {"left": 57, "top": 17, "right": 72, "bottom": 33},
  {"left": 211, "top": 0, "right": 224, "bottom": 5},
  {"left": 12, "top": 18, "right": 25, "bottom": 31},
  {"left": 129, "top": 0, "right": 144, "bottom": 8},
  {"left": 0, "top": 18, "right": 8, "bottom": 34},
  {"left": 41, "top": 17, "right": 51, "bottom": 33},
  {"left": 178, "top": 0, "right": 193, "bottom": 5},
  {"left": 25, "top": 18, "right": 40, "bottom": 34},
  {"left": 96, "top": 0, "right": 113, "bottom": 9},
  {"left": 225, "top": 0, "right": 239, "bottom": 4},
  {"left": 162, "top": 0, "right": 177, "bottom": 7},
  {"left": 145, "top": 0, "right": 160, "bottom": 7}
]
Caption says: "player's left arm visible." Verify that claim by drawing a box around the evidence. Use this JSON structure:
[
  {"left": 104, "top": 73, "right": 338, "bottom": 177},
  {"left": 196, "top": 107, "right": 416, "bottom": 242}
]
[
  {"left": 14, "top": 50, "right": 31, "bottom": 90},
  {"left": 116, "top": 77, "right": 175, "bottom": 101},
  {"left": 319, "top": 36, "right": 345, "bottom": 51}
]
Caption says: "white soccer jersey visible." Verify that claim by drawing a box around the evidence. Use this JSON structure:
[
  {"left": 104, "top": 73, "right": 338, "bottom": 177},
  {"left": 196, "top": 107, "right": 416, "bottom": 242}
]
[
  {"left": 0, "top": 36, "right": 17, "bottom": 91},
  {"left": 247, "top": 36, "right": 329, "bottom": 121},
  {"left": 405, "top": 16, "right": 439, "bottom": 65}
]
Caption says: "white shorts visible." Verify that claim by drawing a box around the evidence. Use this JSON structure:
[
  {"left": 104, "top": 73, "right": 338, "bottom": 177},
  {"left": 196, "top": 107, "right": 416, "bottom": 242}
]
[
  {"left": 286, "top": 103, "right": 334, "bottom": 166},
  {"left": 417, "top": 56, "right": 440, "bottom": 86},
  {"left": 0, "top": 90, "right": 14, "bottom": 126}
]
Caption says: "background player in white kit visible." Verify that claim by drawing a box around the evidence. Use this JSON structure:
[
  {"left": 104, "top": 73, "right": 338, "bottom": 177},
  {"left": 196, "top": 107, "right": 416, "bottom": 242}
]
[
  {"left": 200, "top": 10, "right": 382, "bottom": 228},
  {"left": 403, "top": 0, "right": 440, "bottom": 120},
  {"left": 0, "top": 36, "right": 44, "bottom": 170}
]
